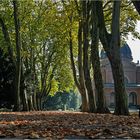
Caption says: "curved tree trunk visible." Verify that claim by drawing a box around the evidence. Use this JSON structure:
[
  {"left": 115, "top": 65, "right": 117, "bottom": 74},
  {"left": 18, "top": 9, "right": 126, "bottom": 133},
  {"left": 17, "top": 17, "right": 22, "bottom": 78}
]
[
  {"left": 65, "top": 1, "right": 89, "bottom": 112},
  {"left": 78, "top": 21, "right": 89, "bottom": 112}
]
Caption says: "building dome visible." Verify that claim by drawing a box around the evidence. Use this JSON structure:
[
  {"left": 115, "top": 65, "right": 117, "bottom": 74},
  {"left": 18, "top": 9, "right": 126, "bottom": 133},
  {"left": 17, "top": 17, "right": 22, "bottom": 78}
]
[
  {"left": 120, "top": 44, "right": 133, "bottom": 60},
  {"left": 100, "top": 43, "right": 133, "bottom": 60}
]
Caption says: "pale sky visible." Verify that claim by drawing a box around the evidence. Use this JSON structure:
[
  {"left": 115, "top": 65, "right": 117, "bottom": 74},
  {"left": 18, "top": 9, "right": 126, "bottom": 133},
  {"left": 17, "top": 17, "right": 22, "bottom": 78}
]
[{"left": 127, "top": 21, "right": 140, "bottom": 63}]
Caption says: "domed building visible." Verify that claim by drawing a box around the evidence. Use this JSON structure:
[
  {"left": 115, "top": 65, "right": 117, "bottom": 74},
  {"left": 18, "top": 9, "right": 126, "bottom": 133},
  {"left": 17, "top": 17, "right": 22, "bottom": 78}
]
[{"left": 100, "top": 43, "right": 140, "bottom": 108}]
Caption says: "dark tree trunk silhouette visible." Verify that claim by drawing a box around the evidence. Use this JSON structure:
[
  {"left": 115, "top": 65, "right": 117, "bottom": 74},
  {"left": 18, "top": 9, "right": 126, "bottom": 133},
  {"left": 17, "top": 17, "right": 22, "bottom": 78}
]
[
  {"left": 13, "top": 0, "right": 22, "bottom": 111},
  {"left": 82, "top": 0, "right": 96, "bottom": 113},
  {"left": 91, "top": 1, "right": 110, "bottom": 113},
  {"left": 96, "top": 1, "right": 129, "bottom": 115},
  {"left": 69, "top": 26, "right": 89, "bottom": 112},
  {"left": 71, "top": 0, "right": 89, "bottom": 112}
]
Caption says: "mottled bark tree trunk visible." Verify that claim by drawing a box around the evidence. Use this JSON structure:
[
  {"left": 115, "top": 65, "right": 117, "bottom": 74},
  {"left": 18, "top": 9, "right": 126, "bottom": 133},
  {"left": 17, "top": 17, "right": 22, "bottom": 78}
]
[
  {"left": 110, "top": 1, "right": 129, "bottom": 115},
  {"left": 81, "top": 91, "right": 89, "bottom": 111},
  {"left": 13, "top": 0, "right": 22, "bottom": 111},
  {"left": 69, "top": 27, "right": 89, "bottom": 112},
  {"left": 96, "top": 1, "right": 129, "bottom": 115},
  {"left": 31, "top": 46, "right": 38, "bottom": 111},
  {"left": 82, "top": 0, "right": 96, "bottom": 112},
  {"left": 91, "top": 1, "right": 110, "bottom": 113},
  {"left": 77, "top": 21, "right": 89, "bottom": 112},
  {"left": 66, "top": 0, "right": 89, "bottom": 112},
  {"left": 108, "top": 53, "right": 129, "bottom": 115}
]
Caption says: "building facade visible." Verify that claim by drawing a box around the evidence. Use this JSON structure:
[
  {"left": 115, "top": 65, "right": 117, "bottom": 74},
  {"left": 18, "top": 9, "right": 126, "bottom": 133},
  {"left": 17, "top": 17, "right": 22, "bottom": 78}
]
[{"left": 100, "top": 44, "right": 140, "bottom": 108}]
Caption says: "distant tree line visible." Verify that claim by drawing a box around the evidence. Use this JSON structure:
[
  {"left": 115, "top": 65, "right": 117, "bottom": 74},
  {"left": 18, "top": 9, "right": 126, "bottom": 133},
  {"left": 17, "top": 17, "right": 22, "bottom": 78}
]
[{"left": 43, "top": 91, "right": 80, "bottom": 111}]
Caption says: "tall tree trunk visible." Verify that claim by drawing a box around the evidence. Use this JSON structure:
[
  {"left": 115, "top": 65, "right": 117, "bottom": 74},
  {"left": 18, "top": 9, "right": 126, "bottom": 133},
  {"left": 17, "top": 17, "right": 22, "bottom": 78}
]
[
  {"left": 31, "top": 46, "right": 38, "bottom": 110},
  {"left": 69, "top": 21, "right": 89, "bottom": 112},
  {"left": 13, "top": 0, "right": 22, "bottom": 111},
  {"left": 96, "top": 1, "right": 129, "bottom": 115},
  {"left": 32, "top": 65, "right": 38, "bottom": 111},
  {"left": 82, "top": 0, "right": 96, "bottom": 113},
  {"left": 33, "top": 66, "right": 38, "bottom": 110},
  {"left": 110, "top": 1, "right": 129, "bottom": 115},
  {"left": 64, "top": 1, "right": 89, "bottom": 112},
  {"left": 91, "top": 1, "right": 110, "bottom": 113},
  {"left": 78, "top": 21, "right": 89, "bottom": 112}
]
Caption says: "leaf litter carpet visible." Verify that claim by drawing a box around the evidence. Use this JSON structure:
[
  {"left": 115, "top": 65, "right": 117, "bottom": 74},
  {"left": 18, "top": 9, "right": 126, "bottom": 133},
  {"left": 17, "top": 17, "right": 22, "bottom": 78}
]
[{"left": 0, "top": 111, "right": 140, "bottom": 139}]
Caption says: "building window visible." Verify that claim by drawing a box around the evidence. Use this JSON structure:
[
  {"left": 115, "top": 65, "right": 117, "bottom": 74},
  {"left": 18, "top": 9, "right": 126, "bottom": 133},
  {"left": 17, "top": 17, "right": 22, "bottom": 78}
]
[
  {"left": 110, "top": 92, "right": 115, "bottom": 107},
  {"left": 129, "top": 92, "right": 137, "bottom": 107}
]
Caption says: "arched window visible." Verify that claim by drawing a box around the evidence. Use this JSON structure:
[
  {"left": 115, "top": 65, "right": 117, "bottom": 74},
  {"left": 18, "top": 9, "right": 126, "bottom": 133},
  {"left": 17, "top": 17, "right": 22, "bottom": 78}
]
[
  {"left": 129, "top": 92, "right": 137, "bottom": 107},
  {"left": 110, "top": 92, "right": 115, "bottom": 107}
]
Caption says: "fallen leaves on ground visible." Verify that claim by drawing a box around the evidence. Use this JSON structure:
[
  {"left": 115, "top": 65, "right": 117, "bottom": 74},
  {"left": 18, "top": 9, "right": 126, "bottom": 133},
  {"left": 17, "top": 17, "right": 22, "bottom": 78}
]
[{"left": 0, "top": 111, "right": 140, "bottom": 139}]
